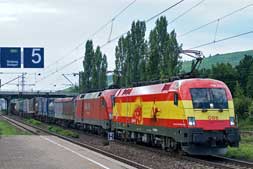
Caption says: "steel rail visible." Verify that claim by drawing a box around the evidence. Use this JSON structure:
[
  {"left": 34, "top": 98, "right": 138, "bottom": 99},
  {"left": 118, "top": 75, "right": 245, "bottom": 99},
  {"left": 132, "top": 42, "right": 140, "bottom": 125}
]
[{"left": 210, "top": 155, "right": 253, "bottom": 168}]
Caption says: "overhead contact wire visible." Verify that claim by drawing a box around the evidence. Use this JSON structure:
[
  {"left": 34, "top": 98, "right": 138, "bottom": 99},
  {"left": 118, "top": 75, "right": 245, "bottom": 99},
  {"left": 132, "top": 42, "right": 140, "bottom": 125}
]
[
  {"left": 168, "top": 0, "right": 206, "bottom": 25},
  {"left": 42, "top": 0, "right": 137, "bottom": 75},
  {"left": 188, "top": 30, "right": 253, "bottom": 49},
  {"left": 179, "top": 3, "right": 253, "bottom": 37},
  {"left": 100, "top": 0, "right": 185, "bottom": 48},
  {"left": 41, "top": 0, "right": 185, "bottom": 83},
  {"left": 36, "top": 0, "right": 137, "bottom": 83}
]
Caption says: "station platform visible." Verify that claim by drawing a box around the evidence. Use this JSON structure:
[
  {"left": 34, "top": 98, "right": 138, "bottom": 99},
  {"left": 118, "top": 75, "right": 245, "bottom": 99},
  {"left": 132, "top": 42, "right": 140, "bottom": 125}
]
[{"left": 0, "top": 135, "right": 136, "bottom": 169}]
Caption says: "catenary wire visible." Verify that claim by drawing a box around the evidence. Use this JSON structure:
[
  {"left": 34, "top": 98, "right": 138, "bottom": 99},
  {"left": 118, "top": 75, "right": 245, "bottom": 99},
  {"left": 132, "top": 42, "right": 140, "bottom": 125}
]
[
  {"left": 101, "top": 0, "right": 185, "bottom": 47},
  {"left": 168, "top": 0, "right": 206, "bottom": 25},
  {"left": 179, "top": 3, "right": 253, "bottom": 37},
  {"left": 37, "top": 0, "right": 185, "bottom": 84},
  {"left": 187, "top": 30, "right": 253, "bottom": 49},
  {"left": 43, "top": 0, "right": 137, "bottom": 73}
]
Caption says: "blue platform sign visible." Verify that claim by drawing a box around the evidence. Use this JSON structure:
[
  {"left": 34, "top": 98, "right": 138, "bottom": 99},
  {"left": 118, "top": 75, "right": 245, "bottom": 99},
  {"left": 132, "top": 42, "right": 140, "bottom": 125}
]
[
  {"left": 0, "top": 47, "right": 21, "bottom": 68},
  {"left": 24, "top": 48, "right": 44, "bottom": 68}
]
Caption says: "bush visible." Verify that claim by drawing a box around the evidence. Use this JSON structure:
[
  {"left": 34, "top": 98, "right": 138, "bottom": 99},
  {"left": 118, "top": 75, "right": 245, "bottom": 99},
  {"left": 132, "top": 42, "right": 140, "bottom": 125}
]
[
  {"left": 225, "top": 135, "right": 253, "bottom": 161},
  {"left": 239, "top": 118, "right": 253, "bottom": 131},
  {"left": 226, "top": 144, "right": 253, "bottom": 161},
  {"left": 48, "top": 126, "right": 79, "bottom": 138},
  {"left": 26, "top": 119, "right": 42, "bottom": 126},
  {"left": 234, "top": 97, "right": 251, "bottom": 119}
]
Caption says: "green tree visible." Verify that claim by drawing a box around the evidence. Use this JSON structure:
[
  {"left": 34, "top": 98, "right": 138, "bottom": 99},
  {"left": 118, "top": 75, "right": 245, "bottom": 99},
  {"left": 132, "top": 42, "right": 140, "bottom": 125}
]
[
  {"left": 234, "top": 81, "right": 244, "bottom": 98},
  {"left": 114, "top": 37, "right": 125, "bottom": 87},
  {"left": 248, "top": 101, "right": 253, "bottom": 118},
  {"left": 114, "top": 17, "right": 181, "bottom": 87},
  {"left": 194, "top": 68, "right": 211, "bottom": 78},
  {"left": 91, "top": 46, "right": 102, "bottom": 89},
  {"left": 79, "top": 71, "right": 85, "bottom": 93},
  {"left": 234, "top": 82, "right": 251, "bottom": 119},
  {"left": 124, "top": 33, "right": 133, "bottom": 87},
  {"left": 113, "top": 21, "right": 147, "bottom": 87},
  {"left": 236, "top": 55, "right": 253, "bottom": 94},
  {"left": 147, "top": 16, "right": 181, "bottom": 80},
  {"left": 246, "top": 63, "right": 253, "bottom": 97},
  {"left": 83, "top": 40, "right": 94, "bottom": 92},
  {"left": 210, "top": 63, "right": 237, "bottom": 93},
  {"left": 167, "top": 30, "right": 182, "bottom": 76},
  {"left": 130, "top": 21, "right": 147, "bottom": 83},
  {"left": 99, "top": 54, "right": 108, "bottom": 89},
  {"left": 81, "top": 41, "right": 107, "bottom": 91}
]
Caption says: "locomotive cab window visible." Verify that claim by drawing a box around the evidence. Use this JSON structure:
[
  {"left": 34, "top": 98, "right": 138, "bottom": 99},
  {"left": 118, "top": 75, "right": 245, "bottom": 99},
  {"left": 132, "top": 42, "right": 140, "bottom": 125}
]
[
  {"left": 174, "top": 93, "right": 178, "bottom": 106},
  {"left": 111, "top": 96, "right": 115, "bottom": 106},
  {"left": 190, "top": 88, "right": 228, "bottom": 109},
  {"left": 101, "top": 98, "right": 106, "bottom": 107}
]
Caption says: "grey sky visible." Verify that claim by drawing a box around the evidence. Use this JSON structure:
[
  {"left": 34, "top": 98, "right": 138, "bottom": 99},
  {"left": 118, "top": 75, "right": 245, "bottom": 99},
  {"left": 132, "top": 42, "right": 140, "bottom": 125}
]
[{"left": 0, "top": 0, "right": 252, "bottom": 91}]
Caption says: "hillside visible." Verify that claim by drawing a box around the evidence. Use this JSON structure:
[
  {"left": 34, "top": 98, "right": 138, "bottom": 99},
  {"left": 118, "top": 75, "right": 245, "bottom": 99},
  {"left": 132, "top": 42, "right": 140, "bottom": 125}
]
[{"left": 181, "top": 50, "right": 253, "bottom": 72}]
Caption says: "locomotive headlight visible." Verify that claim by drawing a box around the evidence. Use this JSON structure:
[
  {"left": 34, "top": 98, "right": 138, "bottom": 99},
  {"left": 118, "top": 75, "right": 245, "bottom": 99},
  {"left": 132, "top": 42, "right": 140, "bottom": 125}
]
[
  {"left": 188, "top": 117, "right": 196, "bottom": 126},
  {"left": 230, "top": 117, "right": 235, "bottom": 126}
]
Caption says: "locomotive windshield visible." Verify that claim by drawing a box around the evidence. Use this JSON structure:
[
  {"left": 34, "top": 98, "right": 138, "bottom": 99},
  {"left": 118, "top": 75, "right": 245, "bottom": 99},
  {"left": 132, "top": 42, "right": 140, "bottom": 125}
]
[{"left": 190, "top": 88, "right": 228, "bottom": 109}]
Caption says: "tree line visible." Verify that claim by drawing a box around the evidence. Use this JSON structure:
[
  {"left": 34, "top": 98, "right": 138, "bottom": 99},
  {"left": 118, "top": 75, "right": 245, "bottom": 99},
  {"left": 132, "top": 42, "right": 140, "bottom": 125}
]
[
  {"left": 80, "top": 16, "right": 182, "bottom": 91},
  {"left": 79, "top": 40, "right": 108, "bottom": 93},
  {"left": 113, "top": 16, "right": 181, "bottom": 87}
]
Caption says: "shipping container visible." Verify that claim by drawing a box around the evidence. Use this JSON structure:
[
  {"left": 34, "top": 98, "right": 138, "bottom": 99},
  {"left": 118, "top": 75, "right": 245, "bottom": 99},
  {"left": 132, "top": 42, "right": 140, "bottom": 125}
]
[{"left": 54, "top": 97, "right": 75, "bottom": 120}]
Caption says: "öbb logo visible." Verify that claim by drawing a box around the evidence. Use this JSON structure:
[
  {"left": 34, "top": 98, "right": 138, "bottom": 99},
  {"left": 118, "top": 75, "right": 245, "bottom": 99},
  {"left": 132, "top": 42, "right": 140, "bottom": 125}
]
[{"left": 208, "top": 116, "right": 218, "bottom": 120}]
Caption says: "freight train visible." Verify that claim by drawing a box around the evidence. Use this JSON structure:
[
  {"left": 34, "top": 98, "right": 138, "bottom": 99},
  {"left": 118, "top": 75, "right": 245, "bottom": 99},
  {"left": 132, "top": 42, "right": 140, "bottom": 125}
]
[{"left": 11, "top": 78, "right": 240, "bottom": 155}]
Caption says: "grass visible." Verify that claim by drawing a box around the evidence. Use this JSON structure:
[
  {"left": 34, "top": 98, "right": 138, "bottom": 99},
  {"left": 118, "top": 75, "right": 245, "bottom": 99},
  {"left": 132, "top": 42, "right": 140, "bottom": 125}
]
[
  {"left": 225, "top": 135, "right": 253, "bottom": 161},
  {"left": 24, "top": 118, "right": 79, "bottom": 138},
  {"left": 48, "top": 125, "right": 79, "bottom": 138},
  {"left": 25, "top": 119, "right": 42, "bottom": 126},
  {"left": 238, "top": 118, "right": 253, "bottom": 131},
  {"left": 0, "top": 120, "right": 29, "bottom": 135}
]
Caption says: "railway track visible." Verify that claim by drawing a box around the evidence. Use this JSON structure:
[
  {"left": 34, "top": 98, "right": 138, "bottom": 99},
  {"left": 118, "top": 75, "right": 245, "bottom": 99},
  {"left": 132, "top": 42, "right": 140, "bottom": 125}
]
[
  {"left": 2, "top": 114, "right": 253, "bottom": 169},
  {"left": 210, "top": 155, "right": 253, "bottom": 168},
  {"left": 0, "top": 115, "right": 152, "bottom": 169},
  {"left": 181, "top": 155, "right": 253, "bottom": 169},
  {"left": 116, "top": 140, "right": 253, "bottom": 169}
]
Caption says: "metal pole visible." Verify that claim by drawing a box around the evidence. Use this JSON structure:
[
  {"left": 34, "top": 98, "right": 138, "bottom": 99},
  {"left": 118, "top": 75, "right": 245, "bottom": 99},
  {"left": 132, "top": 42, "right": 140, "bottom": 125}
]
[{"left": 21, "top": 73, "right": 25, "bottom": 92}]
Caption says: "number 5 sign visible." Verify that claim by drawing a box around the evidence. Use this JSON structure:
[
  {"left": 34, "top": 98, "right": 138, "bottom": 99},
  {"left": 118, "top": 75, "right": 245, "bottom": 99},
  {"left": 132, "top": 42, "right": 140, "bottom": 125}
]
[{"left": 24, "top": 48, "right": 44, "bottom": 68}]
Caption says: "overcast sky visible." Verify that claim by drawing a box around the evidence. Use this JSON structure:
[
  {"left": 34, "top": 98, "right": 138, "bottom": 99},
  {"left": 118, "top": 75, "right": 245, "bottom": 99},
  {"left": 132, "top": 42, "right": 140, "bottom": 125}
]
[{"left": 0, "top": 0, "right": 252, "bottom": 91}]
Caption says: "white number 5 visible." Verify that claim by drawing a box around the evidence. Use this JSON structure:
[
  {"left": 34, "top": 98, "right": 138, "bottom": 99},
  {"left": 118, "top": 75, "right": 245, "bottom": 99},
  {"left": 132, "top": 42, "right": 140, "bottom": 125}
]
[{"left": 32, "top": 48, "right": 42, "bottom": 64}]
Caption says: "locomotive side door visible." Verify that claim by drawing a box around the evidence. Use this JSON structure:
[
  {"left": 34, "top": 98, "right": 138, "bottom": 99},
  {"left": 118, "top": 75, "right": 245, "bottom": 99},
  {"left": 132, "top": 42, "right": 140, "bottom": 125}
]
[{"left": 100, "top": 97, "right": 107, "bottom": 129}]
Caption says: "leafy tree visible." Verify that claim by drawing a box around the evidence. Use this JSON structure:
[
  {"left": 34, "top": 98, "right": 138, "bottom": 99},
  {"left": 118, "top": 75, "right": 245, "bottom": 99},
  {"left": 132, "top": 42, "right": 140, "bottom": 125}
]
[
  {"left": 123, "top": 33, "right": 132, "bottom": 87},
  {"left": 167, "top": 30, "right": 182, "bottom": 76},
  {"left": 246, "top": 63, "right": 253, "bottom": 97},
  {"left": 248, "top": 101, "right": 253, "bottom": 118},
  {"left": 210, "top": 63, "right": 237, "bottom": 93},
  {"left": 79, "top": 71, "right": 85, "bottom": 93},
  {"left": 81, "top": 41, "right": 107, "bottom": 92},
  {"left": 114, "top": 37, "right": 125, "bottom": 87},
  {"left": 147, "top": 16, "right": 181, "bottom": 80},
  {"left": 234, "top": 81, "right": 251, "bottom": 119},
  {"left": 91, "top": 46, "right": 102, "bottom": 89},
  {"left": 194, "top": 68, "right": 211, "bottom": 78},
  {"left": 234, "top": 81, "right": 244, "bottom": 98},
  {"left": 236, "top": 55, "right": 253, "bottom": 94},
  {"left": 147, "top": 17, "right": 168, "bottom": 80},
  {"left": 147, "top": 28, "right": 160, "bottom": 80},
  {"left": 82, "top": 40, "right": 94, "bottom": 92},
  {"left": 99, "top": 54, "right": 108, "bottom": 89},
  {"left": 130, "top": 21, "right": 147, "bottom": 83},
  {"left": 113, "top": 20, "right": 147, "bottom": 87}
]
